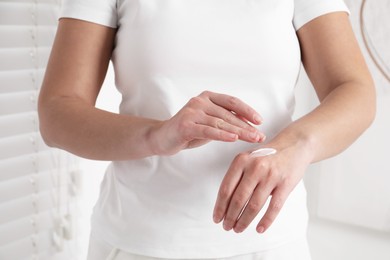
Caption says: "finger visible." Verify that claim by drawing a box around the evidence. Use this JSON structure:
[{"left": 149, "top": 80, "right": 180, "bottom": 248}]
[
  {"left": 213, "top": 154, "right": 248, "bottom": 224},
  {"left": 199, "top": 115, "right": 264, "bottom": 143},
  {"left": 205, "top": 108, "right": 265, "bottom": 143},
  {"left": 206, "top": 104, "right": 260, "bottom": 132},
  {"left": 256, "top": 187, "right": 288, "bottom": 233},
  {"left": 205, "top": 92, "right": 263, "bottom": 124},
  {"left": 233, "top": 183, "right": 272, "bottom": 233},
  {"left": 222, "top": 173, "right": 259, "bottom": 231},
  {"left": 190, "top": 124, "right": 238, "bottom": 142}
]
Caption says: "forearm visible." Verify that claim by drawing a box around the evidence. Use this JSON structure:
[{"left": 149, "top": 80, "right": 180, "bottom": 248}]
[
  {"left": 267, "top": 81, "right": 376, "bottom": 164},
  {"left": 39, "top": 96, "right": 160, "bottom": 161},
  {"left": 39, "top": 91, "right": 265, "bottom": 161}
]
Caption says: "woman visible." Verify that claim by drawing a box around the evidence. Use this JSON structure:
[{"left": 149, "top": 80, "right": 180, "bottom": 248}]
[{"left": 38, "top": 0, "right": 376, "bottom": 259}]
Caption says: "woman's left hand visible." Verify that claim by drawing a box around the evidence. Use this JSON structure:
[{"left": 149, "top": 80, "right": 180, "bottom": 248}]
[{"left": 213, "top": 142, "right": 312, "bottom": 233}]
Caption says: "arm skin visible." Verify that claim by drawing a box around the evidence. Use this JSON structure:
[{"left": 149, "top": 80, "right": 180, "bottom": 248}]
[
  {"left": 213, "top": 12, "right": 376, "bottom": 233},
  {"left": 38, "top": 19, "right": 265, "bottom": 160}
]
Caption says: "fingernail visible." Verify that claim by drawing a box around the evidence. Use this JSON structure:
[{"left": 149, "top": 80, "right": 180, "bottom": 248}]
[
  {"left": 259, "top": 135, "right": 266, "bottom": 142},
  {"left": 213, "top": 214, "right": 221, "bottom": 223},
  {"left": 257, "top": 226, "right": 265, "bottom": 233},
  {"left": 253, "top": 114, "right": 262, "bottom": 124}
]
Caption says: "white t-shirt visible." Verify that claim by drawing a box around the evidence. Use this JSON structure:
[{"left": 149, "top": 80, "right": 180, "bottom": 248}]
[{"left": 61, "top": 0, "right": 348, "bottom": 258}]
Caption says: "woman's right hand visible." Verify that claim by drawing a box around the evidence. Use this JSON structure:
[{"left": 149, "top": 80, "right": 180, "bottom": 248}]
[{"left": 150, "top": 91, "right": 266, "bottom": 156}]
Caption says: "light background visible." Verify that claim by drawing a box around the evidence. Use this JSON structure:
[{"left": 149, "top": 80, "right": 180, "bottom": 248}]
[
  {"left": 0, "top": 0, "right": 389, "bottom": 259},
  {"left": 79, "top": 1, "right": 390, "bottom": 259}
]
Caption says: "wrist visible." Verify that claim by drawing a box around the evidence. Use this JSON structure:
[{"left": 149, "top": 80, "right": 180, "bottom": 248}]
[
  {"left": 266, "top": 128, "right": 316, "bottom": 164},
  {"left": 145, "top": 120, "right": 166, "bottom": 157}
]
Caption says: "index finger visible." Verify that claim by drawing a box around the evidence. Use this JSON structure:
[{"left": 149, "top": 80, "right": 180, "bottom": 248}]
[{"left": 205, "top": 92, "right": 263, "bottom": 125}]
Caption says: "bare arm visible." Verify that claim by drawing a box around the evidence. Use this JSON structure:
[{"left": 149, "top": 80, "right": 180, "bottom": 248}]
[
  {"left": 292, "top": 11, "right": 376, "bottom": 162},
  {"left": 38, "top": 19, "right": 265, "bottom": 160},
  {"left": 213, "top": 12, "right": 376, "bottom": 233}
]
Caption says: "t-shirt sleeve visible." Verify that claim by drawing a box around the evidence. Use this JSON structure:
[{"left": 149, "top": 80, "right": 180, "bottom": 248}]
[
  {"left": 60, "top": 0, "right": 117, "bottom": 28},
  {"left": 293, "top": 0, "right": 350, "bottom": 31}
]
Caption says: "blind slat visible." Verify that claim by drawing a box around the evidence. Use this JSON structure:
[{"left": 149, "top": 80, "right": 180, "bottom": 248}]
[
  {"left": 0, "top": 186, "right": 69, "bottom": 224},
  {"left": 0, "top": 26, "right": 56, "bottom": 48},
  {"left": 0, "top": 47, "right": 51, "bottom": 71},
  {"left": 0, "top": 229, "right": 54, "bottom": 260},
  {"left": 0, "top": 209, "right": 54, "bottom": 246},
  {"left": 0, "top": 2, "right": 60, "bottom": 26},
  {"left": 0, "top": 209, "right": 79, "bottom": 260},
  {"left": 0, "top": 133, "right": 49, "bottom": 160},
  {"left": 0, "top": 68, "right": 45, "bottom": 95},
  {"left": 0, "top": 151, "right": 59, "bottom": 182},
  {"left": 0, "top": 90, "right": 37, "bottom": 116},
  {"left": 0, "top": 69, "right": 45, "bottom": 94},
  {"left": 0, "top": 112, "right": 37, "bottom": 138},
  {"left": 0, "top": 169, "right": 74, "bottom": 204},
  {"left": 0, "top": 0, "right": 59, "bottom": 3}
]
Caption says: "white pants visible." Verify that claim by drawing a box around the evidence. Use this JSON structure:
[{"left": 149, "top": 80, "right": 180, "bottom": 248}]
[{"left": 87, "top": 234, "right": 312, "bottom": 260}]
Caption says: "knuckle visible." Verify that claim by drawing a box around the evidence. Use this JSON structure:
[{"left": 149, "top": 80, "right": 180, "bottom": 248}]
[
  {"left": 246, "top": 201, "right": 261, "bottom": 214},
  {"left": 215, "top": 119, "right": 225, "bottom": 129},
  {"left": 218, "top": 186, "right": 230, "bottom": 199},
  {"left": 238, "top": 128, "right": 247, "bottom": 138},
  {"left": 202, "top": 127, "right": 215, "bottom": 138},
  {"left": 218, "top": 130, "right": 229, "bottom": 140},
  {"left": 270, "top": 198, "right": 283, "bottom": 212},
  {"left": 227, "top": 96, "right": 239, "bottom": 107},
  {"left": 231, "top": 199, "right": 241, "bottom": 208},
  {"left": 235, "top": 152, "right": 249, "bottom": 164},
  {"left": 200, "top": 90, "right": 212, "bottom": 97},
  {"left": 223, "top": 112, "right": 235, "bottom": 123},
  {"left": 267, "top": 168, "right": 280, "bottom": 181},
  {"left": 217, "top": 131, "right": 227, "bottom": 140},
  {"left": 253, "top": 161, "right": 269, "bottom": 173},
  {"left": 177, "top": 119, "right": 191, "bottom": 132},
  {"left": 232, "top": 194, "right": 247, "bottom": 207},
  {"left": 188, "top": 96, "right": 203, "bottom": 107},
  {"left": 177, "top": 121, "right": 194, "bottom": 141}
]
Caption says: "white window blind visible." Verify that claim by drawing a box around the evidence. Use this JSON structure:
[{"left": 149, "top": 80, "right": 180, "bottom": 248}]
[{"left": 0, "top": 1, "right": 81, "bottom": 259}]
